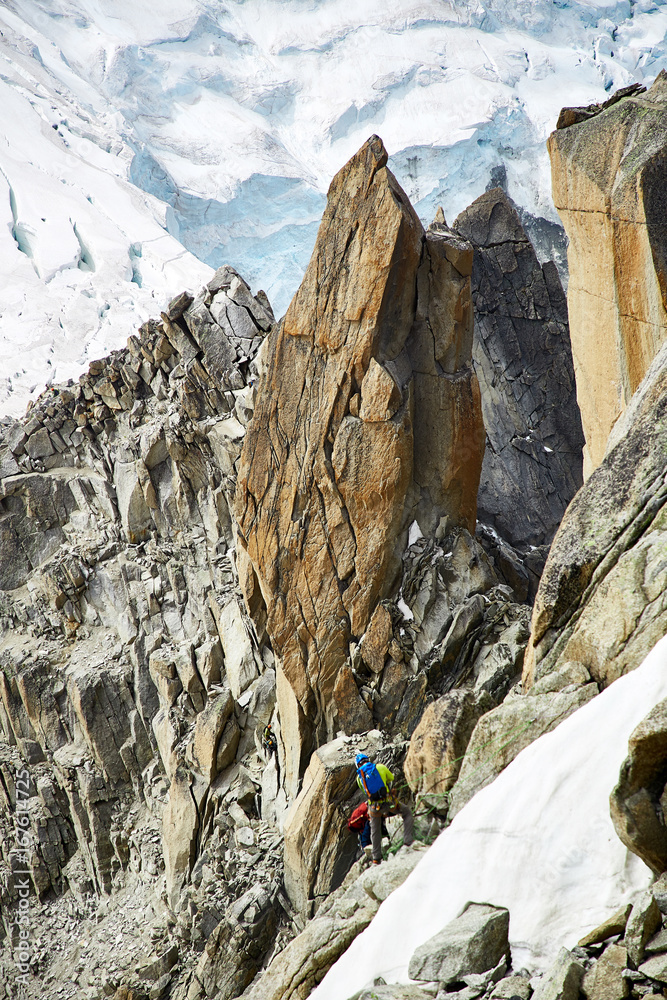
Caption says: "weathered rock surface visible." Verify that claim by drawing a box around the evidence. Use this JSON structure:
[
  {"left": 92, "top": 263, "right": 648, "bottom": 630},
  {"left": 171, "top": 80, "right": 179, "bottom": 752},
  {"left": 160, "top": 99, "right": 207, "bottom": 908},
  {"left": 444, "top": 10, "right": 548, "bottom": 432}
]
[
  {"left": 549, "top": 73, "right": 667, "bottom": 475},
  {"left": 581, "top": 944, "right": 628, "bottom": 1000},
  {"left": 624, "top": 891, "right": 661, "bottom": 966},
  {"left": 578, "top": 903, "right": 632, "bottom": 948},
  {"left": 0, "top": 265, "right": 293, "bottom": 994},
  {"left": 524, "top": 340, "right": 667, "bottom": 692},
  {"left": 532, "top": 948, "right": 585, "bottom": 1000},
  {"left": 408, "top": 901, "right": 510, "bottom": 984},
  {"left": 283, "top": 733, "right": 385, "bottom": 916},
  {"left": 404, "top": 689, "right": 488, "bottom": 800},
  {"left": 244, "top": 846, "right": 427, "bottom": 1000},
  {"left": 455, "top": 188, "right": 584, "bottom": 593},
  {"left": 448, "top": 682, "right": 597, "bottom": 818},
  {"left": 611, "top": 697, "right": 667, "bottom": 874},
  {"left": 235, "top": 136, "right": 485, "bottom": 794}
]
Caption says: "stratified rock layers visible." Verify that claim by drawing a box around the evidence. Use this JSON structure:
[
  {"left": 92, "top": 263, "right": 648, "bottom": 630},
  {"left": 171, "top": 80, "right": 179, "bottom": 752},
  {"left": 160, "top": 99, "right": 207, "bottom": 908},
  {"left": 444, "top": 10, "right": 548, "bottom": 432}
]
[
  {"left": 235, "top": 137, "right": 485, "bottom": 792},
  {"left": 455, "top": 189, "right": 584, "bottom": 590},
  {"left": 549, "top": 72, "right": 667, "bottom": 476}
]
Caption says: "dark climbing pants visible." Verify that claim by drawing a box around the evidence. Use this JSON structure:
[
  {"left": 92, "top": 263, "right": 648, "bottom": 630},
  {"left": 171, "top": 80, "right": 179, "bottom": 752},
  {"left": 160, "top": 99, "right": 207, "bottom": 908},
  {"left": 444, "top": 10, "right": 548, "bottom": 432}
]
[{"left": 369, "top": 799, "right": 413, "bottom": 862}]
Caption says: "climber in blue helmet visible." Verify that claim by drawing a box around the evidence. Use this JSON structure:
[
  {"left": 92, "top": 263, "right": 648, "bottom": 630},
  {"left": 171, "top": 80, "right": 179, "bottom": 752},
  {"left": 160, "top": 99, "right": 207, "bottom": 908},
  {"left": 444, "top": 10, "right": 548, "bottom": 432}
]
[{"left": 354, "top": 752, "right": 414, "bottom": 864}]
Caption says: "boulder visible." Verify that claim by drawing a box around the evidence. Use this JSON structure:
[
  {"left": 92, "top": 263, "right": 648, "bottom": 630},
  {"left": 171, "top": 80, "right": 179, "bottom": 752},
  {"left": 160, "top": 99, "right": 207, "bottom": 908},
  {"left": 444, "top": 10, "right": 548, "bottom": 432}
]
[
  {"left": 407, "top": 902, "right": 510, "bottom": 984},
  {"left": 211, "top": 598, "right": 258, "bottom": 700},
  {"left": 523, "top": 340, "right": 667, "bottom": 692},
  {"left": 360, "top": 605, "right": 393, "bottom": 674},
  {"left": 448, "top": 684, "right": 597, "bottom": 818},
  {"left": 638, "top": 952, "right": 667, "bottom": 984},
  {"left": 624, "top": 890, "right": 661, "bottom": 967},
  {"left": 190, "top": 685, "right": 237, "bottom": 783},
  {"left": 163, "top": 766, "right": 200, "bottom": 909},
  {"left": 489, "top": 975, "right": 532, "bottom": 1000},
  {"left": 549, "top": 74, "right": 667, "bottom": 476},
  {"left": 581, "top": 944, "right": 629, "bottom": 1000},
  {"left": 644, "top": 926, "right": 667, "bottom": 955},
  {"left": 404, "top": 689, "right": 486, "bottom": 799},
  {"left": 611, "top": 697, "right": 667, "bottom": 874},
  {"left": 532, "top": 948, "right": 585, "bottom": 1000},
  {"left": 578, "top": 903, "right": 632, "bottom": 948},
  {"left": 455, "top": 188, "right": 584, "bottom": 592},
  {"left": 235, "top": 135, "right": 484, "bottom": 787},
  {"left": 283, "top": 733, "right": 384, "bottom": 915},
  {"left": 651, "top": 872, "right": 667, "bottom": 913},
  {"left": 333, "top": 666, "right": 373, "bottom": 735}
]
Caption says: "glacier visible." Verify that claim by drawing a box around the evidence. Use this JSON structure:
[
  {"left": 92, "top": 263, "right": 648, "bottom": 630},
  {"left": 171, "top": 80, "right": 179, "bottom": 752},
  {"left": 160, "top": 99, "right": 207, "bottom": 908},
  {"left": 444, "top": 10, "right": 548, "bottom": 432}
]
[
  {"left": 312, "top": 634, "right": 667, "bottom": 998},
  {"left": 2, "top": 0, "right": 667, "bottom": 415}
]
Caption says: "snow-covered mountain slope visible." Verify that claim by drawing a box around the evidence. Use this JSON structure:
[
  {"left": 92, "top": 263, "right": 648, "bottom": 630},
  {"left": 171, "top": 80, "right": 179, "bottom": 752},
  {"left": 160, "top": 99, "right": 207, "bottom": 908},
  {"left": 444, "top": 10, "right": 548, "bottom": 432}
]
[
  {"left": 2, "top": 0, "right": 667, "bottom": 416},
  {"left": 312, "top": 635, "right": 667, "bottom": 998}
]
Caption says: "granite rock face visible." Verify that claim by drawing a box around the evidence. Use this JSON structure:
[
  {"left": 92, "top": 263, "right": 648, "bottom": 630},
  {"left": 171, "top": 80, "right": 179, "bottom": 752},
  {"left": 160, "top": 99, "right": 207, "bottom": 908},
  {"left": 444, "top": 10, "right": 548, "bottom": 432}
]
[
  {"left": 235, "top": 136, "right": 485, "bottom": 794},
  {"left": 549, "top": 73, "right": 667, "bottom": 476},
  {"left": 0, "top": 266, "right": 292, "bottom": 993},
  {"left": 455, "top": 188, "right": 584, "bottom": 595},
  {"left": 283, "top": 733, "right": 383, "bottom": 916},
  {"left": 524, "top": 340, "right": 667, "bottom": 691}
]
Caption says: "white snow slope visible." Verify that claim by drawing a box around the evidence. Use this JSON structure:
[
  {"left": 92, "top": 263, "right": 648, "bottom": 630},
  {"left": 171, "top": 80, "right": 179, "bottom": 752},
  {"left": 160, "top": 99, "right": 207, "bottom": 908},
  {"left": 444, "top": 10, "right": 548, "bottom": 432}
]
[
  {"left": 1, "top": 1, "right": 667, "bottom": 415},
  {"left": 313, "top": 636, "right": 667, "bottom": 999}
]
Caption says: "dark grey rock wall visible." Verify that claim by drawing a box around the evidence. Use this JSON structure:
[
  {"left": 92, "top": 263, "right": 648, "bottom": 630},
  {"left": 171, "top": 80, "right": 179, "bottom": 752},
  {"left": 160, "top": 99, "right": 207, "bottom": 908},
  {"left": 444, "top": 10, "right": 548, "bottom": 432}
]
[{"left": 454, "top": 188, "right": 584, "bottom": 596}]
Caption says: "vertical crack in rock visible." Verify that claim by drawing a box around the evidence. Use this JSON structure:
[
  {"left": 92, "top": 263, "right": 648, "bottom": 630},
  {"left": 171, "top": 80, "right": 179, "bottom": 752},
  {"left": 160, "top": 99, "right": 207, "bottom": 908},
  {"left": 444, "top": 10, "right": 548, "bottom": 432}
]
[
  {"left": 549, "top": 71, "right": 667, "bottom": 476},
  {"left": 235, "top": 136, "right": 485, "bottom": 794}
]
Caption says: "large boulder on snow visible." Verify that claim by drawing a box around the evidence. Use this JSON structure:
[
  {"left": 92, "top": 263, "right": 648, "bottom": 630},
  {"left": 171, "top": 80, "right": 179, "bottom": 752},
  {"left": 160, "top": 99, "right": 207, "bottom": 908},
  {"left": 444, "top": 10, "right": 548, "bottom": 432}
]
[
  {"left": 611, "top": 697, "right": 667, "bottom": 874},
  {"left": 408, "top": 901, "right": 510, "bottom": 984},
  {"left": 523, "top": 340, "right": 667, "bottom": 692},
  {"left": 455, "top": 187, "right": 584, "bottom": 594}
]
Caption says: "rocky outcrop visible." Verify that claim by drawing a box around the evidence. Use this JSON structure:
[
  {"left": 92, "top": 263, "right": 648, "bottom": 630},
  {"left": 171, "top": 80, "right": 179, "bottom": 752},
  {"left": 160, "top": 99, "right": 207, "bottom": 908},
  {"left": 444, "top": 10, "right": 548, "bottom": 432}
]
[
  {"left": 407, "top": 902, "right": 510, "bottom": 985},
  {"left": 283, "top": 733, "right": 384, "bottom": 916},
  {"left": 0, "top": 265, "right": 293, "bottom": 994},
  {"left": 524, "top": 337, "right": 667, "bottom": 691},
  {"left": 448, "top": 677, "right": 597, "bottom": 818},
  {"left": 455, "top": 188, "right": 584, "bottom": 595},
  {"left": 245, "top": 846, "right": 427, "bottom": 1000},
  {"left": 234, "top": 136, "right": 485, "bottom": 794},
  {"left": 549, "top": 73, "right": 667, "bottom": 476},
  {"left": 404, "top": 689, "right": 488, "bottom": 801},
  {"left": 610, "top": 697, "right": 667, "bottom": 874}
]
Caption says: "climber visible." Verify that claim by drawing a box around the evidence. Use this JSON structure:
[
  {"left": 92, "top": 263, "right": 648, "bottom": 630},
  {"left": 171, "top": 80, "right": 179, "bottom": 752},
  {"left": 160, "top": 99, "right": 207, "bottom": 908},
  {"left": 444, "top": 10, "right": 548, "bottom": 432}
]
[
  {"left": 262, "top": 724, "right": 278, "bottom": 757},
  {"left": 347, "top": 800, "right": 389, "bottom": 853},
  {"left": 355, "top": 752, "right": 414, "bottom": 864},
  {"left": 347, "top": 800, "right": 371, "bottom": 849}
]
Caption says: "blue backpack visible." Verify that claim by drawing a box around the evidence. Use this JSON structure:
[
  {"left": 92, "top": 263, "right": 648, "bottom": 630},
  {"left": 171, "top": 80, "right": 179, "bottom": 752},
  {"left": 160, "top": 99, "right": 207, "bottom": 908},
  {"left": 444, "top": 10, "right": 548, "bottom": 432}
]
[{"left": 357, "top": 760, "right": 387, "bottom": 802}]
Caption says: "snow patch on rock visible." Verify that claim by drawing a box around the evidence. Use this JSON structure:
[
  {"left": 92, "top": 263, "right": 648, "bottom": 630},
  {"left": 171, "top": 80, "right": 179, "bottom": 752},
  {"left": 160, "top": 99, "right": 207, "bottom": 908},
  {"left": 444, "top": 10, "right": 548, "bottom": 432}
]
[{"left": 312, "top": 633, "right": 667, "bottom": 998}]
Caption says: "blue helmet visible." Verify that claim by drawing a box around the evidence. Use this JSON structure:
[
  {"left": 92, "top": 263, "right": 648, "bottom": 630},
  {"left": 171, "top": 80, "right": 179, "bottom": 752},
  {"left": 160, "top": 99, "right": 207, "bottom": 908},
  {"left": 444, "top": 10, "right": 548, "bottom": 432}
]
[{"left": 355, "top": 753, "right": 370, "bottom": 767}]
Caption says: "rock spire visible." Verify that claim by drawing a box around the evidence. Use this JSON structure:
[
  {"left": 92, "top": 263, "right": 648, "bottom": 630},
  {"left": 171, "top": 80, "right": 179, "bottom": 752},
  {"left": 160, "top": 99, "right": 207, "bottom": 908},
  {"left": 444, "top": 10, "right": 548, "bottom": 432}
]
[{"left": 235, "top": 136, "right": 485, "bottom": 793}]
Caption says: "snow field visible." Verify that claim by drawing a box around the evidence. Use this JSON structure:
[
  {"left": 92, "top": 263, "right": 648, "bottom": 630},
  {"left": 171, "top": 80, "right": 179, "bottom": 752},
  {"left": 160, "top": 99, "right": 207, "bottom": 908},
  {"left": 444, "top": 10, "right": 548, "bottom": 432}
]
[{"left": 313, "top": 634, "right": 667, "bottom": 998}]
